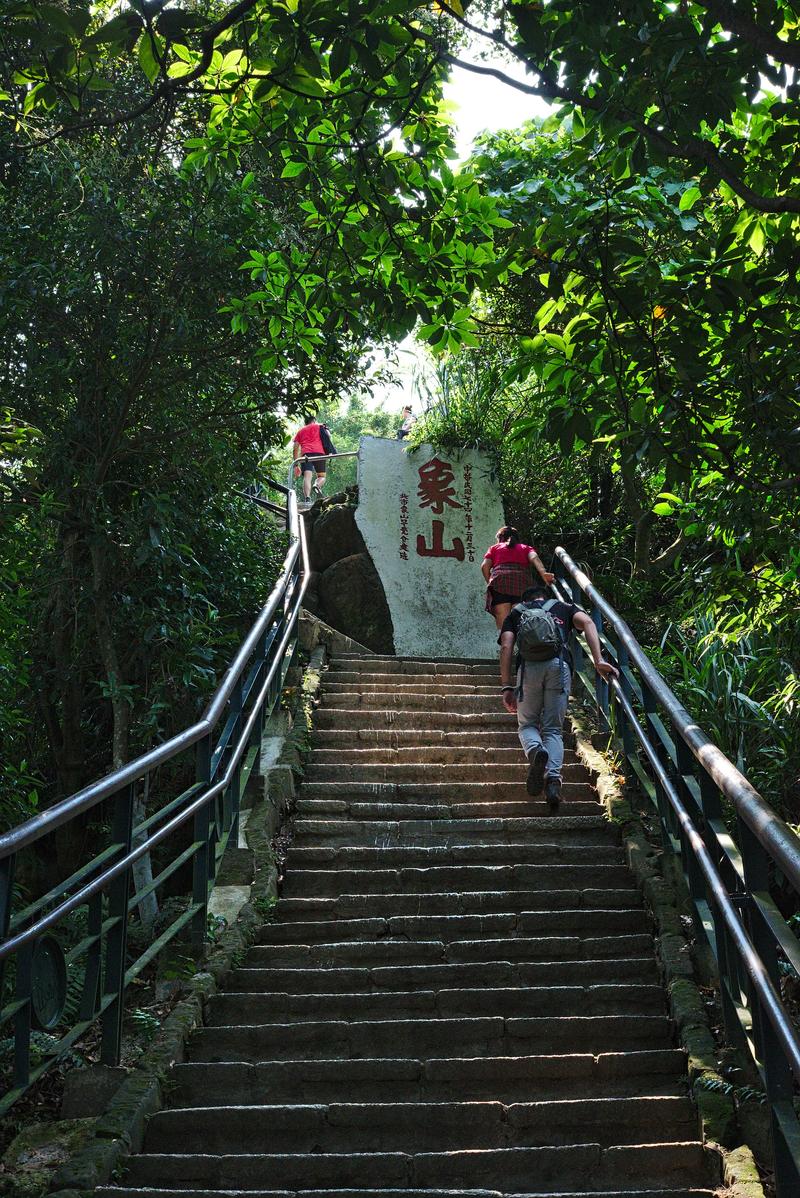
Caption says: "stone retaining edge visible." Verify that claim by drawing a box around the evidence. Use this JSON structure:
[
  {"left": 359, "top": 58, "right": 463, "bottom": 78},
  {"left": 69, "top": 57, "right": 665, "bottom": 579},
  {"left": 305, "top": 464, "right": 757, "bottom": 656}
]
[
  {"left": 569, "top": 701, "right": 766, "bottom": 1198},
  {"left": 44, "top": 643, "right": 329, "bottom": 1198}
]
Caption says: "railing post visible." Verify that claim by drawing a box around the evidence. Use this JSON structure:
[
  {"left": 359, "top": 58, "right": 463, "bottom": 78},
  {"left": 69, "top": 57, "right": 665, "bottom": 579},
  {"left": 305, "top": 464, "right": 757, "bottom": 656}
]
[
  {"left": 591, "top": 604, "right": 610, "bottom": 731},
  {"left": 192, "top": 733, "right": 213, "bottom": 949},
  {"left": 101, "top": 782, "right": 134, "bottom": 1064},
  {"left": 224, "top": 678, "right": 243, "bottom": 847},
  {"left": 737, "top": 818, "right": 798, "bottom": 1198},
  {"left": 610, "top": 635, "right": 635, "bottom": 762}
]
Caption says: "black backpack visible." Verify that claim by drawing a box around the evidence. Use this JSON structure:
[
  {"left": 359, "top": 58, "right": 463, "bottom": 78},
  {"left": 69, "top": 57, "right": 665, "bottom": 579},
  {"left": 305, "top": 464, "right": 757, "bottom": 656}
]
[
  {"left": 514, "top": 599, "right": 563, "bottom": 662},
  {"left": 319, "top": 424, "right": 337, "bottom": 455}
]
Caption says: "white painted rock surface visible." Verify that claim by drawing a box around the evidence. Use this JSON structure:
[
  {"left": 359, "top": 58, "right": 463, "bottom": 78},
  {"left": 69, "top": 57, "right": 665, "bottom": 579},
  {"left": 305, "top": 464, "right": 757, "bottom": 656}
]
[{"left": 355, "top": 436, "right": 504, "bottom": 659}]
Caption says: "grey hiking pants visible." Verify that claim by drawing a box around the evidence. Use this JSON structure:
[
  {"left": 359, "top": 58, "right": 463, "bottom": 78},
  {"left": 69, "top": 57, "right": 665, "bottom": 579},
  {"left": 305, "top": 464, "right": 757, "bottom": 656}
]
[{"left": 515, "top": 657, "right": 571, "bottom": 781}]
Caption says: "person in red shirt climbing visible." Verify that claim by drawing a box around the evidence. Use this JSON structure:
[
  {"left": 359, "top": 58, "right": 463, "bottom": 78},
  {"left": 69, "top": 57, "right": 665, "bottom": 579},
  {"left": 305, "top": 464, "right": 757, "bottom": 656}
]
[
  {"left": 481, "top": 526, "right": 555, "bottom": 631},
  {"left": 293, "top": 415, "right": 328, "bottom": 502}
]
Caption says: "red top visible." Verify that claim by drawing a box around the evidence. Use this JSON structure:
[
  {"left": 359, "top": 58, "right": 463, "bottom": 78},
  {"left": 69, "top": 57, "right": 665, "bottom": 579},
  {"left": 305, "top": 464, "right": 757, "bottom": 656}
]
[
  {"left": 483, "top": 542, "right": 536, "bottom": 567},
  {"left": 294, "top": 423, "right": 325, "bottom": 455}
]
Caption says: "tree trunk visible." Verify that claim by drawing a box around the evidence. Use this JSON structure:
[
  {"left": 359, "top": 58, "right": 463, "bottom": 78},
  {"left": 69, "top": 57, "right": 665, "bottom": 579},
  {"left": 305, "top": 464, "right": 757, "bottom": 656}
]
[{"left": 91, "top": 540, "right": 158, "bottom": 928}]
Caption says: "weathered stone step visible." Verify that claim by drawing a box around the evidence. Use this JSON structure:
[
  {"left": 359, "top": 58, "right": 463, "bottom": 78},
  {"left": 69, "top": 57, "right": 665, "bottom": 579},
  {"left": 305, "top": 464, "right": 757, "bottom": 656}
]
[
  {"left": 256, "top": 908, "right": 649, "bottom": 945},
  {"left": 325, "top": 675, "right": 505, "bottom": 694},
  {"left": 284, "top": 842, "right": 626, "bottom": 870},
  {"left": 314, "top": 709, "right": 521, "bottom": 730},
  {"left": 313, "top": 729, "right": 525, "bottom": 747},
  {"left": 118, "top": 1141, "right": 707, "bottom": 1191},
  {"left": 324, "top": 682, "right": 504, "bottom": 696},
  {"left": 330, "top": 655, "right": 497, "bottom": 673},
  {"left": 321, "top": 693, "right": 523, "bottom": 712},
  {"left": 303, "top": 766, "right": 593, "bottom": 785},
  {"left": 144, "top": 1096, "right": 695, "bottom": 1155},
  {"left": 291, "top": 816, "right": 617, "bottom": 847},
  {"left": 207, "top": 984, "right": 665, "bottom": 1027},
  {"left": 169, "top": 1047, "right": 687, "bottom": 1106},
  {"left": 98, "top": 1188, "right": 716, "bottom": 1198},
  {"left": 275, "top": 889, "right": 641, "bottom": 921},
  {"left": 294, "top": 799, "right": 600, "bottom": 820},
  {"left": 229, "top": 957, "right": 658, "bottom": 994},
  {"left": 190, "top": 1013, "right": 673, "bottom": 1062},
  {"left": 307, "top": 747, "right": 588, "bottom": 766},
  {"left": 248, "top": 934, "right": 655, "bottom": 969},
  {"left": 280, "top": 862, "right": 635, "bottom": 897}
]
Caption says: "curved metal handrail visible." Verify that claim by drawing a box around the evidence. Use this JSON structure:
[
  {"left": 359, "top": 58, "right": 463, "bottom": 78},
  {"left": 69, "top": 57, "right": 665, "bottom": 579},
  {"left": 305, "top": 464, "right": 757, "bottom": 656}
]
[
  {"left": 286, "top": 448, "right": 359, "bottom": 492},
  {"left": 554, "top": 544, "right": 800, "bottom": 1198},
  {"left": 0, "top": 479, "right": 310, "bottom": 1113},
  {"left": 555, "top": 546, "right": 800, "bottom": 890},
  {"left": 0, "top": 481, "right": 301, "bottom": 861}
]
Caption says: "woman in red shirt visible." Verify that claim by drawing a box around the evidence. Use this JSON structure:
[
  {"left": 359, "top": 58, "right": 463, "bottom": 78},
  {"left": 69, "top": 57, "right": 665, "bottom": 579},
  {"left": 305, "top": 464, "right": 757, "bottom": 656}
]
[
  {"left": 481, "top": 526, "right": 555, "bottom": 630},
  {"left": 292, "top": 416, "right": 328, "bottom": 501}
]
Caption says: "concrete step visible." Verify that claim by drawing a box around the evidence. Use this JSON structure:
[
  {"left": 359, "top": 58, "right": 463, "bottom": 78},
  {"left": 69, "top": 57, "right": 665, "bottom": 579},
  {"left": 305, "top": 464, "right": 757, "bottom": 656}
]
[
  {"left": 247, "top": 934, "right": 656, "bottom": 969},
  {"left": 320, "top": 693, "right": 526, "bottom": 712},
  {"left": 274, "top": 889, "right": 641, "bottom": 920},
  {"left": 169, "top": 1047, "right": 687, "bottom": 1105},
  {"left": 280, "top": 862, "right": 636, "bottom": 897},
  {"left": 291, "top": 816, "right": 618, "bottom": 847},
  {"left": 329, "top": 656, "right": 497, "bottom": 673},
  {"left": 294, "top": 799, "right": 601, "bottom": 820},
  {"left": 283, "top": 842, "right": 626, "bottom": 870},
  {"left": 118, "top": 1142, "right": 707, "bottom": 1190},
  {"left": 323, "top": 685, "right": 505, "bottom": 699},
  {"left": 256, "top": 908, "right": 650, "bottom": 945},
  {"left": 144, "top": 1096, "right": 696, "bottom": 1155},
  {"left": 206, "top": 985, "right": 666, "bottom": 1026},
  {"left": 302, "top": 766, "right": 593, "bottom": 784},
  {"left": 313, "top": 708, "right": 524, "bottom": 730},
  {"left": 229, "top": 958, "right": 658, "bottom": 994},
  {"left": 98, "top": 1188, "right": 716, "bottom": 1198},
  {"left": 312, "top": 728, "right": 526, "bottom": 747},
  {"left": 189, "top": 1014, "right": 674, "bottom": 1062},
  {"left": 307, "top": 747, "right": 588, "bottom": 766}
]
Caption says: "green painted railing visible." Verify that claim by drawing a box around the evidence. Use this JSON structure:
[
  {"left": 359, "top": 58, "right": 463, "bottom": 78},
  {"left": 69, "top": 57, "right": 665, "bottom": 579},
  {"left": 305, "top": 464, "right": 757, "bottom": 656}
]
[
  {"left": 554, "top": 546, "right": 800, "bottom": 1198},
  {"left": 0, "top": 479, "right": 308, "bottom": 1115}
]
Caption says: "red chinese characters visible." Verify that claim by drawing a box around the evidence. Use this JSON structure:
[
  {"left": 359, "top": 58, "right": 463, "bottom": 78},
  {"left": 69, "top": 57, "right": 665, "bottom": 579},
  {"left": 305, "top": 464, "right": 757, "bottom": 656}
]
[
  {"left": 416, "top": 457, "right": 463, "bottom": 514},
  {"left": 415, "top": 457, "right": 464, "bottom": 561}
]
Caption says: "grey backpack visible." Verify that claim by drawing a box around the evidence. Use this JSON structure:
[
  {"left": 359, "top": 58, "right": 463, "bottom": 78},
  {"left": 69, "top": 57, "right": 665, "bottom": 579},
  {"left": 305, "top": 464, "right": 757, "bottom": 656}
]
[{"left": 514, "top": 599, "right": 562, "bottom": 662}]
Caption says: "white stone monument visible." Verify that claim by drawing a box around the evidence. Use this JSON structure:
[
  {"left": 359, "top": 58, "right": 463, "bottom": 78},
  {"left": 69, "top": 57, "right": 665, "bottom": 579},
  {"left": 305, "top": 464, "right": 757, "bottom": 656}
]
[{"left": 355, "top": 436, "right": 505, "bottom": 659}]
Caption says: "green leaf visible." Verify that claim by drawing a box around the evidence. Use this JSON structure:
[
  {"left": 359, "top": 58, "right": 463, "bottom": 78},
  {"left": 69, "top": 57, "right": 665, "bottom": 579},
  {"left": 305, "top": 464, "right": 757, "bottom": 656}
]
[
  {"left": 281, "top": 161, "right": 306, "bottom": 178},
  {"left": 137, "top": 31, "right": 163, "bottom": 83},
  {"left": 679, "top": 186, "right": 701, "bottom": 212},
  {"left": 329, "top": 39, "right": 350, "bottom": 81}
]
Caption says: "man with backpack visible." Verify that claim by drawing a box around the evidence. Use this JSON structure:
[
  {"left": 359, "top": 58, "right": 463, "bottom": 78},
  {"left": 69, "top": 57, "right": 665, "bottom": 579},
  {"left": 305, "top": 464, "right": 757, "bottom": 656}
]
[{"left": 499, "top": 584, "right": 618, "bottom": 809}]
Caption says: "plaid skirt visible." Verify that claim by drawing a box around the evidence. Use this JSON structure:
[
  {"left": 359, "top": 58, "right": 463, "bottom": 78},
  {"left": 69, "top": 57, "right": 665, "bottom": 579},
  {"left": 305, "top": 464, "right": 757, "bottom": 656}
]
[{"left": 485, "top": 561, "right": 535, "bottom": 612}]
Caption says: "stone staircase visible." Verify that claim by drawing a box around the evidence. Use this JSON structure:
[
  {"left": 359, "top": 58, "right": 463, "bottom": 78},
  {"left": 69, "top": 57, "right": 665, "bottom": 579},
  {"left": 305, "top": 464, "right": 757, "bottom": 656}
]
[{"left": 99, "top": 652, "right": 716, "bottom": 1198}]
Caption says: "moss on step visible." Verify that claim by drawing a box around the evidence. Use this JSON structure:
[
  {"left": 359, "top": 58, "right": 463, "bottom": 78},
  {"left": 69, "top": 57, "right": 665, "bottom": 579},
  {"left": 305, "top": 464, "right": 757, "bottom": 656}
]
[{"left": 569, "top": 701, "right": 764, "bottom": 1195}]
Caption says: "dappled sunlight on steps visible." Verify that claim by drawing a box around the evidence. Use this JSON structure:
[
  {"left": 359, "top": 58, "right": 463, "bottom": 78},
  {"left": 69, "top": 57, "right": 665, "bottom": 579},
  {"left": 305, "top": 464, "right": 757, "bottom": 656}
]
[{"left": 96, "top": 652, "right": 715, "bottom": 1198}]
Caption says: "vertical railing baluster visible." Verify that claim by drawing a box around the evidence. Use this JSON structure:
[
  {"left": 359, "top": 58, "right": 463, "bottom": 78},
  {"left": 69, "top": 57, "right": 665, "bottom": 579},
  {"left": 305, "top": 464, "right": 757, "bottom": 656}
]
[
  {"left": 101, "top": 782, "right": 134, "bottom": 1064},
  {"left": 737, "top": 818, "right": 797, "bottom": 1198},
  {"left": 591, "top": 603, "right": 610, "bottom": 730},
  {"left": 14, "top": 938, "right": 32, "bottom": 1091},
  {"left": 0, "top": 852, "right": 14, "bottom": 1005},
  {"left": 192, "top": 733, "right": 213, "bottom": 948},
  {"left": 80, "top": 890, "right": 103, "bottom": 1020}
]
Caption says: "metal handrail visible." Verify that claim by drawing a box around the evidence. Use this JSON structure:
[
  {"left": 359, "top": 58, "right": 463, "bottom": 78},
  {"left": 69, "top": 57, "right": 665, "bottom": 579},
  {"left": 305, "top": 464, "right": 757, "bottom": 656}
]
[
  {"left": 555, "top": 548, "right": 800, "bottom": 891},
  {"left": 0, "top": 482, "right": 298, "bottom": 860},
  {"left": 286, "top": 448, "right": 359, "bottom": 492},
  {"left": 0, "top": 480, "right": 309, "bottom": 1112},
  {"left": 553, "top": 545, "right": 800, "bottom": 1197}
]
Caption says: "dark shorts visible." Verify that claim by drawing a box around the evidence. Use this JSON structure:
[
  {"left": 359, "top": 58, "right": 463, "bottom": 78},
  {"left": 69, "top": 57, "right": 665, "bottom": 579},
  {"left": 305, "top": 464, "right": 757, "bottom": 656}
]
[
  {"left": 300, "top": 456, "right": 327, "bottom": 474},
  {"left": 489, "top": 589, "right": 519, "bottom": 609}
]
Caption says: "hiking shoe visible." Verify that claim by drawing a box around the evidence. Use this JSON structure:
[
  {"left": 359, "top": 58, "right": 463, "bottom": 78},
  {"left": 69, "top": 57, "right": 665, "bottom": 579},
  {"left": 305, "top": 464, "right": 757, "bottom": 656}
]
[
  {"left": 545, "top": 776, "right": 562, "bottom": 810},
  {"left": 526, "top": 748, "right": 548, "bottom": 796}
]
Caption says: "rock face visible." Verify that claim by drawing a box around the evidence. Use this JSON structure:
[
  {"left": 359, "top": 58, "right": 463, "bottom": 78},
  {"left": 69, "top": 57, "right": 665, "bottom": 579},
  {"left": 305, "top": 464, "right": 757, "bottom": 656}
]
[{"left": 303, "top": 489, "right": 394, "bottom": 653}]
